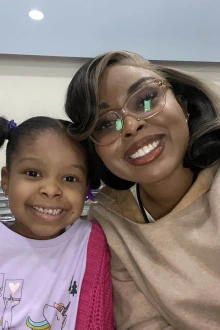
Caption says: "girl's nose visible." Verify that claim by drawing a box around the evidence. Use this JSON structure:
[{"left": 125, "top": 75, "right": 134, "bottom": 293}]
[{"left": 39, "top": 180, "right": 62, "bottom": 198}]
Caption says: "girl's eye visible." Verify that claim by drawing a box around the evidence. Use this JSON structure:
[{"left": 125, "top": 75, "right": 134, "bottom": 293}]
[
  {"left": 26, "top": 170, "right": 40, "bottom": 177},
  {"left": 63, "top": 176, "right": 77, "bottom": 182}
]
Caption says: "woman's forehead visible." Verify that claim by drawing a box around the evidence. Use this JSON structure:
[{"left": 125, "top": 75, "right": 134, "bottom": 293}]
[{"left": 99, "top": 65, "right": 162, "bottom": 107}]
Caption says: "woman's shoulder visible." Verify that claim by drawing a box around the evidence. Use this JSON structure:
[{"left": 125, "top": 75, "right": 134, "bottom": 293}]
[
  {"left": 212, "top": 161, "right": 220, "bottom": 180},
  {"left": 96, "top": 185, "right": 136, "bottom": 204},
  {"left": 209, "top": 161, "right": 220, "bottom": 196},
  {"left": 99, "top": 185, "right": 121, "bottom": 200},
  {"left": 204, "top": 160, "right": 220, "bottom": 182},
  {"left": 89, "top": 186, "right": 145, "bottom": 224}
]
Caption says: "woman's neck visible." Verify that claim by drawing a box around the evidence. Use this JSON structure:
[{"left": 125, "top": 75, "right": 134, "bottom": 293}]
[{"left": 139, "top": 166, "right": 194, "bottom": 220}]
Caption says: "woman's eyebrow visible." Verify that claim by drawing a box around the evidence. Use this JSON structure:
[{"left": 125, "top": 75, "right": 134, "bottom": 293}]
[
  {"left": 99, "top": 76, "right": 155, "bottom": 111},
  {"left": 99, "top": 102, "right": 109, "bottom": 110},
  {"left": 127, "top": 76, "right": 155, "bottom": 95}
]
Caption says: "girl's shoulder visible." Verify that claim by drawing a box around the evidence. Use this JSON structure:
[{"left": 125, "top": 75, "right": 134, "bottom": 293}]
[
  {"left": 89, "top": 220, "right": 110, "bottom": 255},
  {"left": 75, "top": 220, "right": 114, "bottom": 330}
]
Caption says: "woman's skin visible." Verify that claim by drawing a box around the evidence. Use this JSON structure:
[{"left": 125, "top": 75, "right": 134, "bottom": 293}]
[{"left": 96, "top": 65, "right": 194, "bottom": 219}]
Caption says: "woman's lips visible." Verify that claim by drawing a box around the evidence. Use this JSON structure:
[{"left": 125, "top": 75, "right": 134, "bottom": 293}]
[{"left": 124, "top": 134, "right": 165, "bottom": 166}]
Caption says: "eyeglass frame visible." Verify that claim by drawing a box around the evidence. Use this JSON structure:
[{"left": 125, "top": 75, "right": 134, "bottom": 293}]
[{"left": 90, "top": 78, "right": 172, "bottom": 146}]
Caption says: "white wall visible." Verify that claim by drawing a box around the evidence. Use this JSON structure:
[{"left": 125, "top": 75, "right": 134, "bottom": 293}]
[
  {"left": 0, "top": 55, "right": 220, "bottom": 169},
  {"left": 0, "top": 55, "right": 88, "bottom": 168}
]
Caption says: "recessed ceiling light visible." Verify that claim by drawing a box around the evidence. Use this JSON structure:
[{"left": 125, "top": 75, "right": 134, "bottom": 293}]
[{"left": 29, "top": 10, "right": 44, "bottom": 20}]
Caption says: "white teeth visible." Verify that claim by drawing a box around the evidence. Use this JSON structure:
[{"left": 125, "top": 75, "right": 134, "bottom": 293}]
[
  {"left": 148, "top": 144, "right": 154, "bottom": 151},
  {"left": 143, "top": 145, "right": 150, "bottom": 154},
  {"left": 139, "top": 149, "right": 145, "bottom": 157},
  {"left": 129, "top": 140, "right": 161, "bottom": 159},
  {"left": 33, "top": 206, "right": 62, "bottom": 215}
]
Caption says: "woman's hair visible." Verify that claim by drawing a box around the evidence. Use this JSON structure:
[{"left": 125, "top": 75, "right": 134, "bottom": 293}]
[
  {"left": 65, "top": 50, "right": 220, "bottom": 190},
  {"left": 0, "top": 116, "right": 100, "bottom": 189}
]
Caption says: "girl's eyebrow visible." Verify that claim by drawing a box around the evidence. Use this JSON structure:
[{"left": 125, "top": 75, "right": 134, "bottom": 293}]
[
  {"left": 18, "top": 158, "right": 86, "bottom": 174},
  {"left": 68, "top": 164, "right": 86, "bottom": 174},
  {"left": 18, "top": 157, "right": 43, "bottom": 164},
  {"left": 99, "top": 76, "right": 155, "bottom": 110}
]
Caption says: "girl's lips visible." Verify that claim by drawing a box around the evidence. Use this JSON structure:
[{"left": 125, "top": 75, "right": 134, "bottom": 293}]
[
  {"left": 124, "top": 135, "right": 165, "bottom": 166},
  {"left": 29, "top": 205, "right": 67, "bottom": 222}
]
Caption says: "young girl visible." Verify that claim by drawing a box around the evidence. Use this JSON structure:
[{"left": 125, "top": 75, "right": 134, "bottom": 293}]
[
  {"left": 65, "top": 51, "right": 220, "bottom": 329},
  {"left": 0, "top": 116, "right": 114, "bottom": 330}
]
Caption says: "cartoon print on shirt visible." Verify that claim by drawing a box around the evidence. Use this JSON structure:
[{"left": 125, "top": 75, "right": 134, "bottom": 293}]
[
  {"left": 0, "top": 274, "right": 5, "bottom": 327},
  {"left": 0, "top": 274, "right": 4, "bottom": 298},
  {"left": 68, "top": 277, "right": 77, "bottom": 297},
  {"left": 26, "top": 302, "right": 70, "bottom": 330},
  {"left": 0, "top": 279, "right": 24, "bottom": 330}
]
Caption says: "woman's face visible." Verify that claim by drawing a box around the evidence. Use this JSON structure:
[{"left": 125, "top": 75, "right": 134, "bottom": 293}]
[{"left": 95, "top": 65, "right": 189, "bottom": 185}]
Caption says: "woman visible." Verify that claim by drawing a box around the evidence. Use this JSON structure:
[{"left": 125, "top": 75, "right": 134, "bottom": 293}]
[{"left": 65, "top": 51, "right": 220, "bottom": 330}]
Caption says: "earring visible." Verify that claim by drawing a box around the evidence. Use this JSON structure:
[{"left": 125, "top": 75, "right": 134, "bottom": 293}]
[
  {"left": 85, "top": 187, "right": 94, "bottom": 201},
  {"left": 186, "top": 113, "right": 190, "bottom": 123}
]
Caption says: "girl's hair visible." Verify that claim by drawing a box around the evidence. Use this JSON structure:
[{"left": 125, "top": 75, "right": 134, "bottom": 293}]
[
  {"left": 0, "top": 116, "right": 100, "bottom": 189},
  {"left": 65, "top": 50, "right": 220, "bottom": 190}
]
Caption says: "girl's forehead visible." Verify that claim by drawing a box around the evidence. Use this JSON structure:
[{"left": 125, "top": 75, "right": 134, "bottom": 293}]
[{"left": 16, "top": 131, "right": 86, "bottom": 165}]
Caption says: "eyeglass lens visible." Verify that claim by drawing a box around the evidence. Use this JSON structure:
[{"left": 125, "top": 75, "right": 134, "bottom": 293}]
[{"left": 92, "top": 81, "right": 165, "bottom": 145}]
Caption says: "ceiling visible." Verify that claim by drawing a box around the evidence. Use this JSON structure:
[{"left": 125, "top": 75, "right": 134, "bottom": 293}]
[{"left": 0, "top": 0, "right": 219, "bottom": 62}]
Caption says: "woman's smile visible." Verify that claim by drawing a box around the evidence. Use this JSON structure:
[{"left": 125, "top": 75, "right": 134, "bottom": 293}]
[{"left": 124, "top": 134, "right": 165, "bottom": 166}]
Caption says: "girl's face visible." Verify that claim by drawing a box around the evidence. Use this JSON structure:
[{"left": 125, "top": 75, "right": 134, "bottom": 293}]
[
  {"left": 1, "top": 131, "right": 87, "bottom": 239},
  {"left": 95, "top": 65, "right": 189, "bottom": 185}
]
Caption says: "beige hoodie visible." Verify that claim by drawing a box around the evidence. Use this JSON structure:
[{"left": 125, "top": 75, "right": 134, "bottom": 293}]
[{"left": 89, "top": 163, "right": 220, "bottom": 330}]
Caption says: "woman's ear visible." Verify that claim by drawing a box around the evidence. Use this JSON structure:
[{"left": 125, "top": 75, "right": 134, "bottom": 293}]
[
  {"left": 176, "top": 95, "right": 189, "bottom": 120},
  {"left": 182, "top": 100, "right": 189, "bottom": 120},
  {"left": 1, "top": 167, "right": 9, "bottom": 196}
]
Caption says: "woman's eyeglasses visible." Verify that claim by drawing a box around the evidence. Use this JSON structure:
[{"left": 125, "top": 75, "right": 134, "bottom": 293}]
[{"left": 90, "top": 79, "right": 170, "bottom": 146}]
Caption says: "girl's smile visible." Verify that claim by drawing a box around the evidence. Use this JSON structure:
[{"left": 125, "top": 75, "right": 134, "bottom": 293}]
[
  {"left": 29, "top": 204, "right": 66, "bottom": 222},
  {"left": 2, "top": 131, "right": 87, "bottom": 239}
]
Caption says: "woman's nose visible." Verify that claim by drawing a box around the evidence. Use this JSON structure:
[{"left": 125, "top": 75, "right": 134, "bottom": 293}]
[{"left": 122, "top": 114, "right": 147, "bottom": 138}]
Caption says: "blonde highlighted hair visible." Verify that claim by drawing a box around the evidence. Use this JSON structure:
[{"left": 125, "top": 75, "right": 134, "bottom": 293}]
[{"left": 65, "top": 50, "right": 220, "bottom": 188}]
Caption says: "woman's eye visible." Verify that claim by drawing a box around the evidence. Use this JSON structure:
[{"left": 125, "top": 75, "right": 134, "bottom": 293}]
[
  {"left": 95, "top": 112, "right": 119, "bottom": 132},
  {"left": 95, "top": 120, "right": 114, "bottom": 131},
  {"left": 137, "top": 90, "right": 158, "bottom": 109},
  {"left": 63, "top": 176, "right": 77, "bottom": 182},
  {"left": 26, "top": 170, "right": 40, "bottom": 177}
]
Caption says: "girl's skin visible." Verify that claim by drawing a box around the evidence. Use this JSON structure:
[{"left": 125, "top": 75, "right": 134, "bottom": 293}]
[
  {"left": 1, "top": 131, "right": 87, "bottom": 240},
  {"left": 96, "top": 65, "right": 194, "bottom": 219}
]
